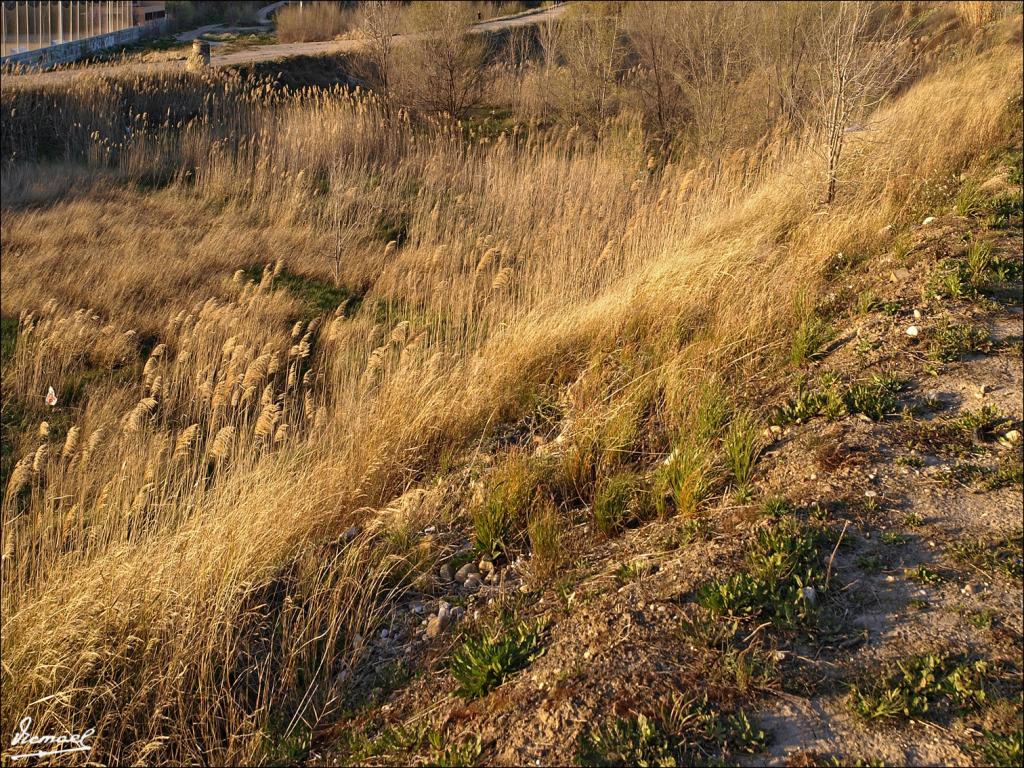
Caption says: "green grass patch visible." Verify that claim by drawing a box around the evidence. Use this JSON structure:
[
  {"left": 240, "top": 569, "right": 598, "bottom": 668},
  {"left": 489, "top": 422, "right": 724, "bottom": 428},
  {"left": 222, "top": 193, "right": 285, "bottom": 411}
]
[
  {"left": 850, "top": 652, "right": 988, "bottom": 722},
  {"left": 988, "top": 190, "right": 1023, "bottom": 229},
  {"left": 242, "top": 265, "right": 363, "bottom": 317},
  {"left": 723, "top": 410, "right": 763, "bottom": 502},
  {"left": 790, "top": 300, "right": 833, "bottom": 366},
  {"left": 1, "top": 316, "right": 17, "bottom": 368},
  {"left": 450, "top": 621, "right": 544, "bottom": 700},
  {"left": 339, "top": 722, "right": 481, "bottom": 767},
  {"left": 471, "top": 452, "right": 547, "bottom": 557},
  {"left": 904, "top": 565, "right": 944, "bottom": 585},
  {"left": 592, "top": 470, "right": 648, "bottom": 537},
  {"left": 653, "top": 442, "right": 717, "bottom": 519},
  {"left": 976, "top": 728, "right": 1023, "bottom": 768},
  {"left": 928, "top": 243, "right": 1023, "bottom": 301}
]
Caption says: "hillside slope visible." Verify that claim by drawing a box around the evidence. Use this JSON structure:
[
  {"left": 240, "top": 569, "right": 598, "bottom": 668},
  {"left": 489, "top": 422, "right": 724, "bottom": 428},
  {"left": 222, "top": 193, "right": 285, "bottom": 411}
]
[{"left": 0, "top": 12, "right": 1021, "bottom": 768}]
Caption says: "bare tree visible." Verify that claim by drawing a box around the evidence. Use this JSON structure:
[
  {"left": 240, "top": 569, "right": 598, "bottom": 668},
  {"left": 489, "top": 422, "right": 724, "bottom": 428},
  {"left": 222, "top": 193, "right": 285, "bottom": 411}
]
[
  {"left": 750, "top": 1, "right": 817, "bottom": 130},
  {"left": 395, "top": 1, "right": 488, "bottom": 119},
  {"left": 559, "top": 2, "right": 627, "bottom": 133},
  {"left": 666, "top": 2, "right": 749, "bottom": 152},
  {"left": 622, "top": 1, "right": 685, "bottom": 138},
  {"left": 358, "top": 0, "right": 404, "bottom": 109},
  {"left": 806, "top": 1, "right": 913, "bottom": 203}
]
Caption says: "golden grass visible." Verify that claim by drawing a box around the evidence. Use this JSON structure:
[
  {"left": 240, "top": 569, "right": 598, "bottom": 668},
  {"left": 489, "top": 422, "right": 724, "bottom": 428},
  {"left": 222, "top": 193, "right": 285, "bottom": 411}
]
[{"left": 0, "top": 29, "right": 1020, "bottom": 765}]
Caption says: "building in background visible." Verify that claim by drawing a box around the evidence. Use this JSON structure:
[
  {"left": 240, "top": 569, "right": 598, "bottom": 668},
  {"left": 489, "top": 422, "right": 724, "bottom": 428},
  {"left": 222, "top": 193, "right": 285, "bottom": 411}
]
[{"left": 1, "top": 1, "right": 166, "bottom": 59}]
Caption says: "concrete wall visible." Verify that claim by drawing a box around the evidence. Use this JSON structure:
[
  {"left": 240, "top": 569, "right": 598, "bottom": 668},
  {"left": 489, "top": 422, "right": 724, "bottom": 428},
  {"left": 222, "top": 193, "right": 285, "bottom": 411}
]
[{"left": 1, "top": 20, "right": 167, "bottom": 69}]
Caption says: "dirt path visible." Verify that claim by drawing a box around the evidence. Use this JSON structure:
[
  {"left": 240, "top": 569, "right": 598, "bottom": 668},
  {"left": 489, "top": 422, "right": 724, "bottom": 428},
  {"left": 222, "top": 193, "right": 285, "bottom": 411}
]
[{"left": 1, "top": 3, "right": 568, "bottom": 88}]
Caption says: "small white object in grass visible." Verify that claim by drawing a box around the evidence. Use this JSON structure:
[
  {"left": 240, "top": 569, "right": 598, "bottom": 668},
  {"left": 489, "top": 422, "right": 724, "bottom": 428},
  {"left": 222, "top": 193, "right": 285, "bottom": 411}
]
[
  {"left": 45, "top": 386, "right": 57, "bottom": 407},
  {"left": 1004, "top": 429, "right": 1021, "bottom": 444},
  {"left": 913, "top": 309, "right": 922, "bottom": 319},
  {"left": 906, "top": 325, "right": 920, "bottom": 337},
  {"left": 922, "top": 216, "right": 936, "bottom": 225},
  {"left": 865, "top": 490, "right": 878, "bottom": 498}
]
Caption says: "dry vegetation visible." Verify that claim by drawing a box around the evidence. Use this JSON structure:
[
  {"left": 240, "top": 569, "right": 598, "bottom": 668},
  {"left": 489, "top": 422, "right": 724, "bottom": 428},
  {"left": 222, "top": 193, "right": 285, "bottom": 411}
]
[{"left": 1, "top": 1, "right": 1022, "bottom": 765}]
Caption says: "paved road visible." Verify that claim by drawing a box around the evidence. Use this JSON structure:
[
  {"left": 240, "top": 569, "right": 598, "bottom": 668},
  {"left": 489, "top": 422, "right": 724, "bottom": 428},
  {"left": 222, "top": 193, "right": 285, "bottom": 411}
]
[{"left": 2, "top": 4, "right": 567, "bottom": 88}]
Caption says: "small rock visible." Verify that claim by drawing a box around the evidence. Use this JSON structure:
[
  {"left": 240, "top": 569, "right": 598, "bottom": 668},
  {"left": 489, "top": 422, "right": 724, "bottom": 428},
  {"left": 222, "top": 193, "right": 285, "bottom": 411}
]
[
  {"left": 439, "top": 563, "right": 454, "bottom": 582},
  {"left": 455, "top": 562, "right": 480, "bottom": 584},
  {"left": 890, "top": 268, "right": 910, "bottom": 282},
  {"left": 1004, "top": 429, "right": 1020, "bottom": 444},
  {"left": 922, "top": 216, "right": 936, "bottom": 226},
  {"left": 342, "top": 526, "right": 360, "bottom": 543},
  {"left": 865, "top": 490, "right": 878, "bottom": 498},
  {"left": 978, "top": 384, "right": 989, "bottom": 398},
  {"left": 906, "top": 325, "right": 919, "bottom": 337},
  {"left": 464, "top": 574, "right": 483, "bottom": 590},
  {"left": 478, "top": 558, "right": 494, "bottom": 574},
  {"left": 913, "top": 309, "right": 922, "bottom": 320},
  {"left": 437, "top": 600, "right": 451, "bottom": 621},
  {"left": 801, "top": 586, "right": 818, "bottom": 606},
  {"left": 425, "top": 615, "right": 446, "bottom": 639},
  {"left": 379, "top": 628, "right": 389, "bottom": 640}
]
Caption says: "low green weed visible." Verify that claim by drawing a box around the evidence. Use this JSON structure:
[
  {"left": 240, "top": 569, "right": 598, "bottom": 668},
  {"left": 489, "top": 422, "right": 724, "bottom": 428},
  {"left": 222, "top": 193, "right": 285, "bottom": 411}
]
[
  {"left": 450, "top": 621, "right": 544, "bottom": 700},
  {"left": 698, "top": 516, "right": 826, "bottom": 629},
  {"left": 577, "top": 695, "right": 766, "bottom": 767},
  {"left": 929, "top": 322, "right": 992, "bottom": 362},
  {"left": 850, "top": 652, "right": 988, "bottom": 721}
]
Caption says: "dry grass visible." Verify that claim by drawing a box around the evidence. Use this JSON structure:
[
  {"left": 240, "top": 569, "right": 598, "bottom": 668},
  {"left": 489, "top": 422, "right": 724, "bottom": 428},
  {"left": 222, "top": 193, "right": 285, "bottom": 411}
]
[
  {"left": 275, "top": 2, "right": 359, "bottom": 43},
  {"left": 0, "top": 19, "right": 1020, "bottom": 765}
]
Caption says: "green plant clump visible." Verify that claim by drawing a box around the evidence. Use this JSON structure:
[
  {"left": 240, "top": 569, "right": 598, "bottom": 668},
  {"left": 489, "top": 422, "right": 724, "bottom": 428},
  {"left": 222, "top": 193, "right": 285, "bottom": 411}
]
[
  {"left": 697, "top": 516, "right": 826, "bottom": 629},
  {"left": 577, "top": 695, "right": 766, "bottom": 767},
  {"left": 450, "top": 621, "right": 544, "bottom": 700},
  {"left": 850, "top": 652, "right": 988, "bottom": 721}
]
